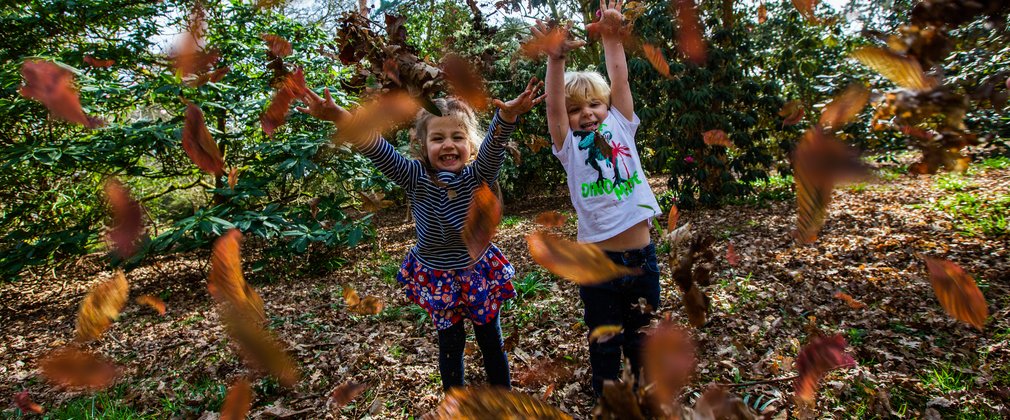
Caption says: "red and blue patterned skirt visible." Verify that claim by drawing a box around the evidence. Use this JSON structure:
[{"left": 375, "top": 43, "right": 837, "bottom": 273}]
[{"left": 397, "top": 245, "right": 516, "bottom": 330}]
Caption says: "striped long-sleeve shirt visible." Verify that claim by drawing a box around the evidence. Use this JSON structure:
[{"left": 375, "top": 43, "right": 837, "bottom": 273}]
[{"left": 359, "top": 111, "right": 517, "bottom": 270}]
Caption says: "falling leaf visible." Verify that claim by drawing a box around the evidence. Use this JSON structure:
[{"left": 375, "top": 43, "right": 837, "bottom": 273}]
[
  {"left": 667, "top": 204, "right": 680, "bottom": 232},
  {"left": 220, "top": 378, "right": 252, "bottom": 420},
  {"left": 642, "top": 43, "right": 672, "bottom": 79},
  {"left": 820, "top": 84, "right": 870, "bottom": 129},
  {"left": 170, "top": 4, "right": 219, "bottom": 78},
  {"left": 83, "top": 56, "right": 115, "bottom": 68},
  {"left": 228, "top": 167, "right": 238, "bottom": 189},
  {"left": 505, "top": 141, "right": 522, "bottom": 165},
  {"left": 462, "top": 183, "right": 502, "bottom": 261},
  {"left": 208, "top": 229, "right": 265, "bottom": 325},
  {"left": 924, "top": 258, "right": 988, "bottom": 330},
  {"left": 692, "top": 386, "right": 758, "bottom": 419},
  {"left": 542, "top": 383, "right": 556, "bottom": 400},
  {"left": 135, "top": 295, "right": 166, "bottom": 315},
  {"left": 525, "top": 135, "right": 550, "bottom": 153},
  {"left": 441, "top": 54, "right": 490, "bottom": 111},
  {"left": 726, "top": 242, "right": 739, "bottom": 266},
  {"left": 702, "top": 129, "right": 732, "bottom": 147},
  {"left": 535, "top": 211, "right": 567, "bottom": 227},
  {"left": 664, "top": 222, "right": 692, "bottom": 250},
  {"left": 515, "top": 359, "right": 575, "bottom": 387},
  {"left": 19, "top": 60, "right": 104, "bottom": 128},
  {"left": 791, "top": 0, "right": 819, "bottom": 22},
  {"left": 343, "top": 284, "right": 361, "bottom": 307},
  {"left": 519, "top": 25, "right": 567, "bottom": 60},
  {"left": 182, "top": 103, "right": 225, "bottom": 176},
  {"left": 104, "top": 179, "right": 143, "bottom": 259},
  {"left": 261, "top": 33, "right": 292, "bottom": 58},
  {"left": 758, "top": 2, "right": 768, "bottom": 24},
  {"left": 589, "top": 325, "right": 623, "bottom": 344},
  {"left": 676, "top": 0, "right": 707, "bottom": 65},
  {"left": 348, "top": 296, "right": 385, "bottom": 315},
  {"left": 13, "top": 391, "right": 44, "bottom": 414},
  {"left": 334, "top": 91, "right": 421, "bottom": 146},
  {"left": 851, "top": 47, "right": 937, "bottom": 91},
  {"left": 794, "top": 334, "right": 856, "bottom": 406},
  {"left": 39, "top": 346, "right": 117, "bottom": 390},
  {"left": 643, "top": 321, "right": 695, "bottom": 411},
  {"left": 526, "top": 231, "right": 640, "bottom": 285},
  {"left": 833, "top": 292, "right": 866, "bottom": 309},
  {"left": 671, "top": 235, "right": 714, "bottom": 327},
  {"left": 357, "top": 191, "right": 394, "bottom": 212},
  {"left": 779, "top": 100, "right": 805, "bottom": 127},
  {"left": 76, "top": 270, "right": 129, "bottom": 342},
  {"left": 430, "top": 387, "right": 571, "bottom": 419},
  {"left": 262, "top": 67, "right": 308, "bottom": 136},
  {"left": 791, "top": 128, "right": 865, "bottom": 243},
  {"left": 223, "top": 314, "right": 301, "bottom": 387},
  {"left": 329, "top": 382, "right": 367, "bottom": 410}
]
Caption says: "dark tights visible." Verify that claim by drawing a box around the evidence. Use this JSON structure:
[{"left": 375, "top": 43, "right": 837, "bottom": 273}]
[{"left": 436, "top": 316, "right": 511, "bottom": 390}]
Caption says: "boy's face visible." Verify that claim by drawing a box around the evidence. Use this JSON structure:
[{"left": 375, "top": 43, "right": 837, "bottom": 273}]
[
  {"left": 425, "top": 115, "right": 471, "bottom": 173},
  {"left": 567, "top": 98, "right": 609, "bottom": 133}
]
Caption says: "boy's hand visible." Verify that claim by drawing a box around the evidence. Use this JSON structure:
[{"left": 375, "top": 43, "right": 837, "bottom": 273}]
[
  {"left": 493, "top": 77, "right": 546, "bottom": 123},
  {"left": 592, "top": 0, "right": 625, "bottom": 37},
  {"left": 529, "top": 20, "right": 585, "bottom": 61},
  {"left": 296, "top": 87, "right": 351, "bottom": 124}
]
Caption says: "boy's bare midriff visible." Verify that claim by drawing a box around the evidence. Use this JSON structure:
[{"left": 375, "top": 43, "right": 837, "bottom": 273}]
[{"left": 593, "top": 219, "right": 651, "bottom": 252}]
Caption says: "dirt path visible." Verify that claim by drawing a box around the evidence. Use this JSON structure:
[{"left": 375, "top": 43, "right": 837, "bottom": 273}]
[{"left": 2, "top": 167, "right": 1008, "bottom": 418}]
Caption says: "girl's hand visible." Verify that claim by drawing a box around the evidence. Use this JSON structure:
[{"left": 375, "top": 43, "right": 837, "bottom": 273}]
[
  {"left": 530, "top": 20, "right": 586, "bottom": 61},
  {"left": 493, "top": 77, "right": 546, "bottom": 123},
  {"left": 296, "top": 87, "right": 351, "bottom": 123}
]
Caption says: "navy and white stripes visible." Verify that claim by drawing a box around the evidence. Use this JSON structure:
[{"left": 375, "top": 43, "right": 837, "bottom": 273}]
[{"left": 359, "top": 111, "right": 516, "bottom": 270}]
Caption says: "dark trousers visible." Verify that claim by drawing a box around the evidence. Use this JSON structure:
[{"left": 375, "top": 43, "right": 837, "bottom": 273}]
[
  {"left": 436, "top": 315, "right": 511, "bottom": 390},
  {"left": 579, "top": 243, "right": 661, "bottom": 396}
]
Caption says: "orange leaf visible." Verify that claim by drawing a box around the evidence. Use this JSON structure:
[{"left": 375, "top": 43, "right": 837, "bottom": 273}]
[
  {"left": 819, "top": 84, "right": 870, "bottom": 129},
  {"left": 534, "top": 211, "right": 567, "bottom": 227},
  {"left": 135, "top": 295, "right": 167, "bottom": 315},
  {"left": 794, "top": 334, "right": 855, "bottom": 406},
  {"left": 924, "top": 258, "right": 988, "bottom": 330},
  {"left": 757, "top": 2, "right": 768, "bottom": 24},
  {"left": 525, "top": 135, "right": 550, "bottom": 153},
  {"left": 356, "top": 191, "right": 393, "bottom": 212},
  {"left": 726, "top": 242, "right": 739, "bottom": 266},
  {"left": 170, "top": 4, "right": 218, "bottom": 78},
  {"left": 343, "top": 284, "right": 361, "bottom": 307},
  {"left": 833, "top": 292, "right": 866, "bottom": 309},
  {"left": 329, "top": 382, "right": 367, "bottom": 410},
  {"left": 432, "top": 387, "right": 572, "bottom": 418},
  {"left": 183, "top": 103, "right": 225, "bottom": 176},
  {"left": 220, "top": 378, "right": 252, "bottom": 420},
  {"left": 261, "top": 33, "right": 292, "bottom": 58},
  {"left": 526, "top": 231, "right": 641, "bottom": 285},
  {"left": 791, "top": 0, "right": 819, "bottom": 22},
  {"left": 76, "top": 271, "right": 129, "bottom": 342},
  {"left": 643, "top": 321, "right": 695, "bottom": 410},
  {"left": 851, "top": 47, "right": 937, "bottom": 91},
  {"left": 83, "top": 56, "right": 115, "bottom": 68},
  {"left": 13, "top": 391, "right": 44, "bottom": 414},
  {"left": 519, "top": 26, "right": 567, "bottom": 60},
  {"left": 19, "top": 60, "right": 104, "bottom": 128},
  {"left": 262, "top": 67, "right": 307, "bottom": 136},
  {"left": 642, "top": 43, "right": 672, "bottom": 79},
  {"left": 228, "top": 167, "right": 238, "bottom": 189},
  {"left": 222, "top": 314, "right": 301, "bottom": 387},
  {"left": 348, "top": 296, "right": 385, "bottom": 315},
  {"left": 791, "top": 128, "right": 864, "bottom": 243},
  {"left": 462, "top": 183, "right": 502, "bottom": 261},
  {"left": 779, "top": 100, "right": 805, "bottom": 127},
  {"left": 667, "top": 204, "right": 680, "bottom": 232},
  {"left": 208, "top": 229, "right": 265, "bottom": 325},
  {"left": 702, "top": 129, "right": 732, "bottom": 147},
  {"left": 334, "top": 91, "right": 420, "bottom": 146},
  {"left": 441, "top": 54, "right": 490, "bottom": 111},
  {"left": 676, "top": 0, "right": 707, "bottom": 65},
  {"left": 588, "top": 325, "right": 623, "bottom": 344},
  {"left": 39, "top": 346, "right": 117, "bottom": 390},
  {"left": 104, "top": 179, "right": 143, "bottom": 259}
]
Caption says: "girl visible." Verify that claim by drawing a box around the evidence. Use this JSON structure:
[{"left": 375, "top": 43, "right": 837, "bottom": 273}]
[{"left": 297, "top": 79, "right": 544, "bottom": 390}]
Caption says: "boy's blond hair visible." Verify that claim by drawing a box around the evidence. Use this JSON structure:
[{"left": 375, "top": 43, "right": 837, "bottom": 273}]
[
  {"left": 409, "top": 97, "right": 483, "bottom": 170},
  {"left": 564, "top": 71, "right": 611, "bottom": 106}
]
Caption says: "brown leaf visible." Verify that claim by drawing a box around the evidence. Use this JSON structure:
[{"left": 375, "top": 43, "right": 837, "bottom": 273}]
[
  {"left": 671, "top": 235, "right": 714, "bottom": 326},
  {"left": 726, "top": 242, "right": 739, "bottom": 266},
  {"left": 757, "top": 2, "right": 768, "bottom": 24},
  {"left": 794, "top": 334, "right": 855, "bottom": 406},
  {"left": 441, "top": 54, "right": 490, "bottom": 111},
  {"left": 535, "top": 211, "right": 567, "bottom": 227},
  {"left": 329, "top": 382, "right": 367, "bottom": 410},
  {"left": 791, "top": 128, "right": 865, "bottom": 243},
  {"left": 19, "top": 60, "right": 104, "bottom": 128},
  {"left": 667, "top": 204, "right": 680, "bottom": 232},
  {"left": 525, "top": 135, "right": 550, "bottom": 153},
  {"left": 642, "top": 43, "right": 672, "bottom": 79},
  {"left": 220, "top": 378, "right": 252, "bottom": 420},
  {"left": 820, "top": 84, "right": 870, "bottom": 129},
  {"left": 13, "top": 391, "right": 44, "bottom": 414},
  {"left": 924, "top": 257, "right": 988, "bottom": 330},
  {"left": 526, "top": 231, "right": 641, "bottom": 285},
  {"left": 515, "top": 359, "right": 575, "bottom": 388},
  {"left": 261, "top": 33, "right": 293, "bottom": 58},
  {"left": 430, "top": 387, "right": 572, "bottom": 419},
  {"left": 791, "top": 0, "right": 819, "bottom": 23},
  {"left": 76, "top": 270, "right": 129, "bottom": 342},
  {"left": 589, "top": 325, "right": 623, "bottom": 344},
  {"left": 223, "top": 314, "right": 301, "bottom": 387},
  {"left": 833, "top": 292, "right": 866, "bottom": 309},
  {"left": 852, "top": 47, "right": 937, "bottom": 91},
  {"left": 462, "top": 183, "right": 502, "bottom": 261},
  {"left": 104, "top": 179, "right": 143, "bottom": 259},
  {"left": 83, "top": 56, "right": 115, "bottom": 68},
  {"left": 262, "top": 67, "right": 308, "bottom": 137},
  {"left": 170, "top": 4, "right": 218, "bottom": 78},
  {"left": 183, "top": 103, "right": 225, "bottom": 176},
  {"left": 348, "top": 296, "right": 385, "bottom": 315},
  {"left": 343, "top": 284, "right": 361, "bottom": 307},
  {"left": 505, "top": 141, "right": 522, "bottom": 165},
  {"left": 676, "top": 0, "right": 707, "bottom": 65},
  {"left": 702, "top": 129, "right": 732, "bottom": 147},
  {"left": 779, "top": 100, "right": 805, "bottom": 127},
  {"left": 39, "top": 346, "right": 117, "bottom": 390},
  {"left": 643, "top": 321, "right": 695, "bottom": 412},
  {"left": 692, "top": 386, "right": 757, "bottom": 419},
  {"left": 228, "top": 167, "right": 238, "bottom": 189},
  {"left": 334, "top": 91, "right": 420, "bottom": 146},
  {"left": 135, "top": 295, "right": 167, "bottom": 315},
  {"left": 519, "top": 25, "right": 567, "bottom": 60},
  {"left": 208, "top": 229, "right": 265, "bottom": 325},
  {"left": 357, "top": 191, "right": 393, "bottom": 213}
]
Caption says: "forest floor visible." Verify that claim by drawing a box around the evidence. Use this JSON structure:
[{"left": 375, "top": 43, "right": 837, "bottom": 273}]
[{"left": 2, "top": 156, "right": 1009, "bottom": 419}]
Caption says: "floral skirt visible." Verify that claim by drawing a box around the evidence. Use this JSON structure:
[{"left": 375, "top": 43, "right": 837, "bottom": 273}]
[{"left": 397, "top": 245, "right": 516, "bottom": 330}]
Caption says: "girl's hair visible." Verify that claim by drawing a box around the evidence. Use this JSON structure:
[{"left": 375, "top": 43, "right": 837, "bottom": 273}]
[
  {"left": 564, "top": 71, "right": 611, "bottom": 106},
  {"left": 410, "top": 97, "right": 483, "bottom": 170}
]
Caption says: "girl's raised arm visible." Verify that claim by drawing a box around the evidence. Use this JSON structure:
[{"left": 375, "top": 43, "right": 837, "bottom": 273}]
[{"left": 471, "top": 78, "right": 544, "bottom": 184}]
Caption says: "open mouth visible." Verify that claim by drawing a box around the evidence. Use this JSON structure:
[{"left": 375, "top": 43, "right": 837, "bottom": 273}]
[
  {"left": 581, "top": 121, "right": 599, "bottom": 131},
  {"left": 439, "top": 154, "right": 459, "bottom": 164}
]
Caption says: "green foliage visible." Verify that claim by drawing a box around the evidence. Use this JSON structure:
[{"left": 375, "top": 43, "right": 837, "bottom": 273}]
[{"left": 934, "top": 191, "right": 1010, "bottom": 237}]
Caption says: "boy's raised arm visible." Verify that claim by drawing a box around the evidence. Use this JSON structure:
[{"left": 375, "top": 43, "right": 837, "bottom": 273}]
[
  {"left": 598, "top": 0, "right": 633, "bottom": 118},
  {"left": 531, "top": 20, "right": 585, "bottom": 151}
]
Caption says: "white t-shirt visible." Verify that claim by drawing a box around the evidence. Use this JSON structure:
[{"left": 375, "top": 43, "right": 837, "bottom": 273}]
[{"left": 552, "top": 107, "right": 661, "bottom": 243}]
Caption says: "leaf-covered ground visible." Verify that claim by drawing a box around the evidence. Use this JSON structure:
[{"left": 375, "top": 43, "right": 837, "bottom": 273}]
[{"left": 2, "top": 159, "right": 1009, "bottom": 419}]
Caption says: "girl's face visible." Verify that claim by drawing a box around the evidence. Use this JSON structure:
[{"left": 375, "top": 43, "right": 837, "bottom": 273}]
[
  {"left": 567, "top": 98, "right": 609, "bottom": 133},
  {"left": 425, "top": 115, "right": 472, "bottom": 173}
]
